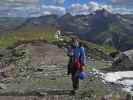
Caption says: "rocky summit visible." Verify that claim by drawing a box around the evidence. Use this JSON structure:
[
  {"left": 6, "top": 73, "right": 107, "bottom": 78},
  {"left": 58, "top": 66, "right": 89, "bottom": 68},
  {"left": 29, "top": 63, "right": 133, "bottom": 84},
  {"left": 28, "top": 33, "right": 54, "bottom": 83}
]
[{"left": 0, "top": 41, "right": 128, "bottom": 100}]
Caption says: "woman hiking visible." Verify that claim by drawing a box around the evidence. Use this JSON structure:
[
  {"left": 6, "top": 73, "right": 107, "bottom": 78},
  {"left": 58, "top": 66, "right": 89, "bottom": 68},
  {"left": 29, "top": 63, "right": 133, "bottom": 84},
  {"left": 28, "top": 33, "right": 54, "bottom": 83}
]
[{"left": 67, "top": 37, "right": 86, "bottom": 95}]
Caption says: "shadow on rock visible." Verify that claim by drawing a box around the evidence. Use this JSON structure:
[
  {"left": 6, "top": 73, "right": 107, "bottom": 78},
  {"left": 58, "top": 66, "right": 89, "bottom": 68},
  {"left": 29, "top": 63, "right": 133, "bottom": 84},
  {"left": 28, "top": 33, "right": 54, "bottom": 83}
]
[{"left": 0, "top": 89, "right": 72, "bottom": 96}]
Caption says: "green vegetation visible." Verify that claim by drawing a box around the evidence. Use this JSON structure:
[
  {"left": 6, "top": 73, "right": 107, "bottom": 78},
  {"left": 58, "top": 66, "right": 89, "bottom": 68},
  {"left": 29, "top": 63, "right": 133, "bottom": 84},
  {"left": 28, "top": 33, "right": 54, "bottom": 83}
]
[
  {"left": 109, "top": 24, "right": 122, "bottom": 33},
  {"left": 0, "top": 25, "right": 57, "bottom": 48},
  {"left": 126, "top": 36, "right": 133, "bottom": 44},
  {"left": 99, "top": 44, "right": 117, "bottom": 54},
  {"left": 62, "top": 35, "right": 117, "bottom": 54},
  {"left": 81, "top": 40, "right": 117, "bottom": 55},
  {"left": 0, "top": 25, "right": 116, "bottom": 55},
  {"left": 85, "top": 64, "right": 93, "bottom": 71}
]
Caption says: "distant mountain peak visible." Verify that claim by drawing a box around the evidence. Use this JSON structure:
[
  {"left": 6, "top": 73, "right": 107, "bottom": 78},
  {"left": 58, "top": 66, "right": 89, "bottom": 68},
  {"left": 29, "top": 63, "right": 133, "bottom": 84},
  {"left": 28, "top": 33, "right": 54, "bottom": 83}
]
[
  {"left": 94, "top": 8, "right": 113, "bottom": 17},
  {"left": 0, "top": 11, "right": 133, "bottom": 50}
]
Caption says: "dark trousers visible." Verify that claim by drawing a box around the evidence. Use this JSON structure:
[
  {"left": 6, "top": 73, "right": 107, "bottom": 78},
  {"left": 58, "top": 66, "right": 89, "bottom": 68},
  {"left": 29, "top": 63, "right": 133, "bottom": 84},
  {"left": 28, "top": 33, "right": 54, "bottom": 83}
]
[
  {"left": 67, "top": 58, "right": 80, "bottom": 90},
  {"left": 67, "top": 58, "right": 73, "bottom": 75},
  {"left": 71, "top": 69, "right": 80, "bottom": 90},
  {"left": 72, "top": 76, "right": 79, "bottom": 90}
]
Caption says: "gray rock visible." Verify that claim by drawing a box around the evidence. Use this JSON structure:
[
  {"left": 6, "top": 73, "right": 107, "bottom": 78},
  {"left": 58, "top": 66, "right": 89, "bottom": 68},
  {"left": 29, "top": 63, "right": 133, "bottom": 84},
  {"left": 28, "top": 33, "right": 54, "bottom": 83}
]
[
  {"left": 112, "top": 49, "right": 133, "bottom": 70},
  {"left": 0, "top": 83, "right": 7, "bottom": 89}
]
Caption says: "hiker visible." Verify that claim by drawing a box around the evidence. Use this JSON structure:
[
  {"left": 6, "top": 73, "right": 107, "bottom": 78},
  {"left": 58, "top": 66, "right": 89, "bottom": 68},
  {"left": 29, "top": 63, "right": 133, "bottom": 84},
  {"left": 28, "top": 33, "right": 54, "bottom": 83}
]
[{"left": 67, "top": 37, "right": 86, "bottom": 94}]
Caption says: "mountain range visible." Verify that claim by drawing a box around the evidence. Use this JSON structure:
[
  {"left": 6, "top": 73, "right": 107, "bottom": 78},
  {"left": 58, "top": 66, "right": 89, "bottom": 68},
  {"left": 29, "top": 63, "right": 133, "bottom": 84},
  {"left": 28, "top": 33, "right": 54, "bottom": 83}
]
[{"left": 0, "top": 9, "right": 133, "bottom": 51}]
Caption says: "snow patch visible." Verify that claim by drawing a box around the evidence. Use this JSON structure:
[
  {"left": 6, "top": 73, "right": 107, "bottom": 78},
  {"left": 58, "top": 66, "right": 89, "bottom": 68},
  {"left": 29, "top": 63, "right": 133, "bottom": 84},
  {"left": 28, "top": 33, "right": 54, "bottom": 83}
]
[
  {"left": 104, "top": 71, "right": 133, "bottom": 83},
  {"left": 89, "top": 67, "right": 133, "bottom": 95},
  {"left": 102, "top": 71, "right": 133, "bottom": 95}
]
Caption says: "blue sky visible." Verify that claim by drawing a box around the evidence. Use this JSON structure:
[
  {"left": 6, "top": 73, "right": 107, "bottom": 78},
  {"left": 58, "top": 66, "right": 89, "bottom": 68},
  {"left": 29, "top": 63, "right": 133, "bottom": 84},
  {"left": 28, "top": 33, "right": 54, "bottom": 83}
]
[
  {"left": 65, "top": 0, "right": 90, "bottom": 7},
  {"left": 43, "top": 0, "right": 108, "bottom": 7},
  {"left": 41, "top": 0, "right": 133, "bottom": 12},
  {"left": 65, "top": 0, "right": 106, "bottom": 5},
  {"left": 0, "top": 0, "right": 133, "bottom": 17}
]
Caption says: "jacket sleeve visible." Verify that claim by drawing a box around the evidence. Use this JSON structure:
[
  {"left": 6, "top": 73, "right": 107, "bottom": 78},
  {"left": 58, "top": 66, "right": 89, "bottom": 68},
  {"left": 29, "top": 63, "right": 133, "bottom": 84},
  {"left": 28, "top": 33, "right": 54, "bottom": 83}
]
[
  {"left": 66, "top": 46, "right": 74, "bottom": 57},
  {"left": 80, "top": 47, "right": 86, "bottom": 65}
]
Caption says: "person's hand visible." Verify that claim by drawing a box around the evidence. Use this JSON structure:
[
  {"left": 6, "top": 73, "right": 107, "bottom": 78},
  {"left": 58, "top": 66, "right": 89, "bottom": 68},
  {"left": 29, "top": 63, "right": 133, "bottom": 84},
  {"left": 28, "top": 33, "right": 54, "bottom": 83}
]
[
  {"left": 80, "top": 66, "right": 84, "bottom": 72},
  {"left": 82, "top": 65, "right": 86, "bottom": 71}
]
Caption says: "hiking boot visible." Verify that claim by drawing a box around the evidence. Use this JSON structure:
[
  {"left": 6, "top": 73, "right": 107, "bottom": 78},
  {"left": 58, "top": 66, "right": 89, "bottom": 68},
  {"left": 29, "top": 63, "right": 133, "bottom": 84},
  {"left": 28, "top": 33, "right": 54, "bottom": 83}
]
[{"left": 71, "top": 90, "right": 76, "bottom": 95}]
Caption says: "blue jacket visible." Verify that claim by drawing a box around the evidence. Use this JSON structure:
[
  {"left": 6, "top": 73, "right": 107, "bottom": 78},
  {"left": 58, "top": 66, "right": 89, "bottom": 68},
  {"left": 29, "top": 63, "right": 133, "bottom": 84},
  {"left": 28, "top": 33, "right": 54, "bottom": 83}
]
[
  {"left": 68, "top": 46, "right": 86, "bottom": 65},
  {"left": 73, "top": 46, "right": 86, "bottom": 65}
]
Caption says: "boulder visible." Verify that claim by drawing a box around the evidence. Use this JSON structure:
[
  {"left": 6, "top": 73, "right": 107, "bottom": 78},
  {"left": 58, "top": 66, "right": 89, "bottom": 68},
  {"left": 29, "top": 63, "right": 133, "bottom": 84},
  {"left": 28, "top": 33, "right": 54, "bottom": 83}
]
[{"left": 112, "top": 49, "right": 133, "bottom": 70}]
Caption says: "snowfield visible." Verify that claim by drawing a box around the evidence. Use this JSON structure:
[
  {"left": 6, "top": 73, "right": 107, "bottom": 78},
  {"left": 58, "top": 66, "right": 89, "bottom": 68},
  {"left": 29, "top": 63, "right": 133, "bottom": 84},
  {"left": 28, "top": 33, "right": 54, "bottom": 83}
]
[
  {"left": 103, "top": 71, "right": 133, "bottom": 95},
  {"left": 104, "top": 71, "right": 133, "bottom": 83},
  {"left": 91, "top": 68, "right": 133, "bottom": 95}
]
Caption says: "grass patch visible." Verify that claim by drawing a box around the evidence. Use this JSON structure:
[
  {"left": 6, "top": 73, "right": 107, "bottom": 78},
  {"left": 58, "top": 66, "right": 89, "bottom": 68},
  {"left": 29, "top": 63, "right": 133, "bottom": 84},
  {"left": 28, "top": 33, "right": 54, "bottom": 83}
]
[
  {"left": 0, "top": 25, "right": 57, "bottom": 48},
  {"left": 0, "top": 25, "right": 117, "bottom": 55},
  {"left": 85, "top": 64, "right": 93, "bottom": 72},
  {"left": 126, "top": 36, "right": 133, "bottom": 44},
  {"left": 81, "top": 40, "right": 117, "bottom": 55},
  {"left": 100, "top": 44, "right": 117, "bottom": 54}
]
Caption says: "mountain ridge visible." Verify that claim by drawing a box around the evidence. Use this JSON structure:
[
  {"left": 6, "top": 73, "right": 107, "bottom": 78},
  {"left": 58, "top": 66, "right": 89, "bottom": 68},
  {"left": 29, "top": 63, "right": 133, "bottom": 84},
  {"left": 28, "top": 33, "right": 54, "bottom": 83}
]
[{"left": 0, "top": 9, "right": 133, "bottom": 51}]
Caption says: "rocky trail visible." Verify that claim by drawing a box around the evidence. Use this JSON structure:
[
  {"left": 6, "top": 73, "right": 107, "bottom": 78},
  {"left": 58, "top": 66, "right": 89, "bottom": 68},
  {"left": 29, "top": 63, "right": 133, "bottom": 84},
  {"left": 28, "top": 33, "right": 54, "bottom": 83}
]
[{"left": 0, "top": 41, "right": 129, "bottom": 100}]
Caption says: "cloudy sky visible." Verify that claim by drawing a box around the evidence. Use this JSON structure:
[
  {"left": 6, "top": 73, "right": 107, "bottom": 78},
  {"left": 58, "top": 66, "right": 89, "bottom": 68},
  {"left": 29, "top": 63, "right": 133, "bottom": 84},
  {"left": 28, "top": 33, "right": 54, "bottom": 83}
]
[{"left": 0, "top": 0, "right": 133, "bottom": 17}]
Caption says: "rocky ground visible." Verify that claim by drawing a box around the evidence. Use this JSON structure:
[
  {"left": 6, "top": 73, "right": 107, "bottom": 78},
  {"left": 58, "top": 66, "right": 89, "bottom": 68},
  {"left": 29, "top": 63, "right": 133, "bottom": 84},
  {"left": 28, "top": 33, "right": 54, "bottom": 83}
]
[{"left": 0, "top": 41, "right": 128, "bottom": 100}]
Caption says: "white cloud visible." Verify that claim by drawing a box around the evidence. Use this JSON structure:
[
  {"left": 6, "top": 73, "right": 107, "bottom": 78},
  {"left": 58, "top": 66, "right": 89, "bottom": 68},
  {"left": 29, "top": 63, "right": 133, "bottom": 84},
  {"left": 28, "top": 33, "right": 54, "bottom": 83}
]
[
  {"left": 0, "top": 0, "right": 66, "bottom": 17},
  {"left": 41, "top": 5, "right": 66, "bottom": 15},
  {"left": 112, "top": 0, "right": 133, "bottom": 4},
  {"left": 67, "top": 1, "right": 133, "bottom": 15},
  {"left": 88, "top": 1, "right": 112, "bottom": 12},
  {"left": 43, "top": 0, "right": 64, "bottom": 6},
  {"left": 0, "top": 0, "right": 41, "bottom": 17},
  {"left": 67, "top": 3, "right": 88, "bottom": 15},
  {"left": 67, "top": 2, "right": 112, "bottom": 15},
  {"left": 0, "top": 0, "right": 133, "bottom": 17},
  {"left": 113, "top": 7, "right": 133, "bottom": 14},
  {"left": 56, "top": 0, "right": 65, "bottom": 6}
]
